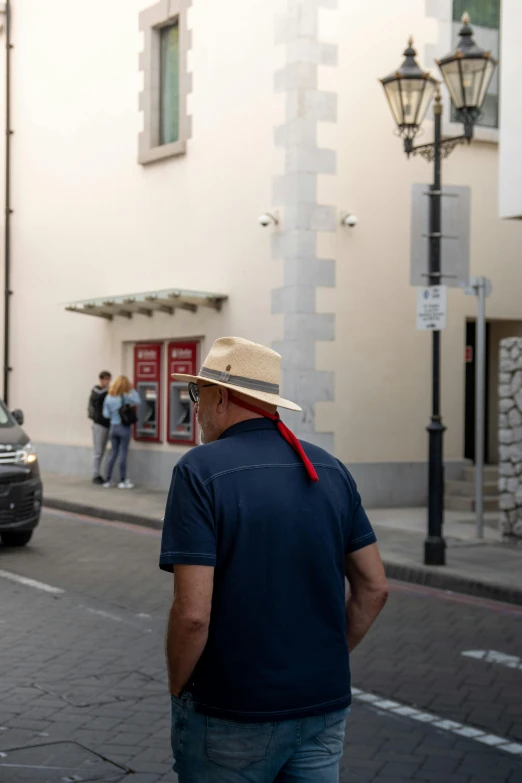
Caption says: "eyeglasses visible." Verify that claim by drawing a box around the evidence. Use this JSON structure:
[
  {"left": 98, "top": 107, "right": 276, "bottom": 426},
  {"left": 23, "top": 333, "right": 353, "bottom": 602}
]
[{"left": 188, "top": 382, "right": 215, "bottom": 405}]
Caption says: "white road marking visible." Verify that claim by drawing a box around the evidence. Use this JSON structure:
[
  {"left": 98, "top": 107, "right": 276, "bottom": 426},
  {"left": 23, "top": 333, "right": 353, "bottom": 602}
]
[
  {"left": 85, "top": 607, "right": 125, "bottom": 623},
  {"left": 83, "top": 606, "right": 152, "bottom": 632},
  {"left": 0, "top": 569, "right": 153, "bottom": 630},
  {"left": 462, "top": 649, "right": 522, "bottom": 671},
  {"left": 0, "top": 762, "right": 81, "bottom": 770},
  {"left": 0, "top": 569, "right": 64, "bottom": 594},
  {"left": 352, "top": 688, "right": 522, "bottom": 756}
]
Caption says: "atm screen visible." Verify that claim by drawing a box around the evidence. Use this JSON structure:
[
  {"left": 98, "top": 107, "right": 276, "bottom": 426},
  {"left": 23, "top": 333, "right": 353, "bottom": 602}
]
[
  {"left": 137, "top": 382, "right": 159, "bottom": 437},
  {"left": 170, "top": 383, "right": 194, "bottom": 441}
]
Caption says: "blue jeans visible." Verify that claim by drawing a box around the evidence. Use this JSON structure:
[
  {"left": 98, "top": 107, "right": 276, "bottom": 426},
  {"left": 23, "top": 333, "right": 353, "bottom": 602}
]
[
  {"left": 171, "top": 693, "right": 350, "bottom": 782},
  {"left": 106, "top": 424, "right": 131, "bottom": 482}
]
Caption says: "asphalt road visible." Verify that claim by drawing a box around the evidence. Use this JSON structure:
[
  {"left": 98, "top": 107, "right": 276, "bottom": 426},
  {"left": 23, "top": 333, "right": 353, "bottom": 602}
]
[{"left": 0, "top": 508, "right": 521, "bottom": 783}]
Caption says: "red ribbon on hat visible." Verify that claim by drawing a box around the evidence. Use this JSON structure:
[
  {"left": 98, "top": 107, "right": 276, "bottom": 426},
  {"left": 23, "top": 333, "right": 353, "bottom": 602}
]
[{"left": 228, "top": 393, "right": 319, "bottom": 482}]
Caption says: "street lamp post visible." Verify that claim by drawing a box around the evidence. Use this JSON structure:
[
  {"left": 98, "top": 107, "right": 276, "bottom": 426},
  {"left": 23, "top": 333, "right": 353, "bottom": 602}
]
[{"left": 380, "top": 14, "right": 498, "bottom": 566}]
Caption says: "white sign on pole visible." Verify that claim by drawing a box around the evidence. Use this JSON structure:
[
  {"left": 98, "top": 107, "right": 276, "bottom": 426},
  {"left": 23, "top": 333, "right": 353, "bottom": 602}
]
[
  {"left": 416, "top": 286, "right": 447, "bottom": 331},
  {"left": 410, "top": 184, "right": 470, "bottom": 288}
]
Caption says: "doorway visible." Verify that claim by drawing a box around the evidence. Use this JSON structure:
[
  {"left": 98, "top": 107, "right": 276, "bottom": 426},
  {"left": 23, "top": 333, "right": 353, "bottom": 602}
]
[{"left": 464, "top": 320, "right": 490, "bottom": 463}]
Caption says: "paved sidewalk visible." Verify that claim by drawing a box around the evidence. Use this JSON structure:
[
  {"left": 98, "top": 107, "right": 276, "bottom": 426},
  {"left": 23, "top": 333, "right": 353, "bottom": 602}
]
[
  {"left": 369, "top": 508, "right": 521, "bottom": 605},
  {"left": 42, "top": 472, "right": 522, "bottom": 605},
  {"left": 43, "top": 472, "right": 166, "bottom": 527}
]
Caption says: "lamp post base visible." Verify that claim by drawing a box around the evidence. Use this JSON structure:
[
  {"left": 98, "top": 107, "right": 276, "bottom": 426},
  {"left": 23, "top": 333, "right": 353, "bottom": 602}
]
[{"left": 424, "top": 536, "right": 446, "bottom": 566}]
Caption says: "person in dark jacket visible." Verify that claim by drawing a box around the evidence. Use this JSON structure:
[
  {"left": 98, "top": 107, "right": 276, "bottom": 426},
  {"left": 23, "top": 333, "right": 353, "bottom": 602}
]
[{"left": 88, "top": 371, "right": 112, "bottom": 484}]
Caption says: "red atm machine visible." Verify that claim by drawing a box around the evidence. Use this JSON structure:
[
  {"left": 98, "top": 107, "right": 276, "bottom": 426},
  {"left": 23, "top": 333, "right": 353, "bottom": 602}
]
[
  {"left": 167, "top": 341, "right": 197, "bottom": 446},
  {"left": 134, "top": 343, "right": 162, "bottom": 442}
]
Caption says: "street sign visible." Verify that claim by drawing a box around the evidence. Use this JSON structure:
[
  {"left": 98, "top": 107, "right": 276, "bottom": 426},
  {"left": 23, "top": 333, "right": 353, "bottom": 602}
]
[
  {"left": 416, "top": 286, "right": 447, "bottom": 331},
  {"left": 465, "top": 276, "right": 493, "bottom": 298},
  {"left": 410, "top": 184, "right": 470, "bottom": 288}
]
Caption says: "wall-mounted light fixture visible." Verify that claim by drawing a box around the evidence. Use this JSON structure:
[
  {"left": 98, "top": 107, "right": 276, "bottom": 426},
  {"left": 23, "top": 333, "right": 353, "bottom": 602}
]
[{"left": 340, "top": 212, "right": 358, "bottom": 228}]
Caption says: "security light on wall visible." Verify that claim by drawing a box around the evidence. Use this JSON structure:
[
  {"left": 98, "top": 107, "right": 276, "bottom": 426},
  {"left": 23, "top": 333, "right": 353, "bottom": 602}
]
[
  {"left": 340, "top": 212, "right": 358, "bottom": 227},
  {"left": 258, "top": 212, "right": 279, "bottom": 227}
]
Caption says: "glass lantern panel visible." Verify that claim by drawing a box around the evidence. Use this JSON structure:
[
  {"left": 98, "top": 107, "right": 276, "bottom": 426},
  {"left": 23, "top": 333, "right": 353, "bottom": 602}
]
[
  {"left": 383, "top": 79, "right": 405, "bottom": 127},
  {"left": 439, "top": 59, "right": 465, "bottom": 108},
  {"left": 399, "top": 79, "right": 428, "bottom": 126},
  {"left": 476, "top": 58, "right": 496, "bottom": 108},
  {"left": 416, "top": 79, "right": 437, "bottom": 126},
  {"left": 460, "top": 57, "right": 490, "bottom": 108}
]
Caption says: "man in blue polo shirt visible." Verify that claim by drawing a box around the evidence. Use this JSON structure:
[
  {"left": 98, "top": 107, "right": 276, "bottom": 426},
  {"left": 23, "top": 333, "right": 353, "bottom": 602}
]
[{"left": 160, "top": 337, "right": 388, "bottom": 782}]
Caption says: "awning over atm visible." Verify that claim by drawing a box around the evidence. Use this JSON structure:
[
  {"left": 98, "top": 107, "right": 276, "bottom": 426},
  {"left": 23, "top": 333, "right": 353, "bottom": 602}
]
[{"left": 65, "top": 288, "right": 228, "bottom": 321}]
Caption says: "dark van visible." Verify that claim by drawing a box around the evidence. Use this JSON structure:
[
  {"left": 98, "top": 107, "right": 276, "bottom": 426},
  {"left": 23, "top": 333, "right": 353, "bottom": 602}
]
[{"left": 0, "top": 403, "right": 42, "bottom": 547}]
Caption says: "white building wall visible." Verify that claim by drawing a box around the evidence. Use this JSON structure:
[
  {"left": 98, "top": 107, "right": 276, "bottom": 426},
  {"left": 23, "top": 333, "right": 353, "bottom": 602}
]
[
  {"left": 7, "top": 0, "right": 283, "bottom": 454},
  {"left": 315, "top": 1, "right": 522, "bottom": 469},
  {"left": 498, "top": 0, "right": 522, "bottom": 219},
  {"left": 0, "top": 0, "right": 520, "bottom": 503}
]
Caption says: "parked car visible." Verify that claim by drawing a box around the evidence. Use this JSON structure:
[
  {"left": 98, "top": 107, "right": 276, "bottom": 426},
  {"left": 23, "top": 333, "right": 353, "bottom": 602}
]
[{"left": 0, "top": 403, "right": 42, "bottom": 547}]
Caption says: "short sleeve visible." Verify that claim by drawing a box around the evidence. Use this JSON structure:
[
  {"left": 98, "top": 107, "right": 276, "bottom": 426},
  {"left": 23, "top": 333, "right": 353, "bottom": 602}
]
[
  {"left": 340, "top": 464, "right": 377, "bottom": 554},
  {"left": 159, "top": 461, "right": 217, "bottom": 572}
]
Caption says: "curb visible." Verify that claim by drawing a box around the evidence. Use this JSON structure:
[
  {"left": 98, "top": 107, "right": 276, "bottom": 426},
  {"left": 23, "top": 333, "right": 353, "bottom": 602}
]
[
  {"left": 44, "top": 498, "right": 522, "bottom": 607},
  {"left": 383, "top": 561, "right": 522, "bottom": 607},
  {"left": 44, "top": 498, "right": 163, "bottom": 531}
]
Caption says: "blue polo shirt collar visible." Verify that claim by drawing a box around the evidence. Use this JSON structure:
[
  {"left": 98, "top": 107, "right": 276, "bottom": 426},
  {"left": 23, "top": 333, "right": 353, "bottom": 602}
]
[{"left": 218, "top": 418, "right": 277, "bottom": 440}]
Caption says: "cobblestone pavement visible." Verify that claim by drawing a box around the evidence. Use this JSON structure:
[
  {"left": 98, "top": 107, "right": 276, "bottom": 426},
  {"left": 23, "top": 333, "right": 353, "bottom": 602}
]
[
  {"left": 0, "top": 509, "right": 521, "bottom": 782},
  {"left": 42, "top": 471, "right": 522, "bottom": 604}
]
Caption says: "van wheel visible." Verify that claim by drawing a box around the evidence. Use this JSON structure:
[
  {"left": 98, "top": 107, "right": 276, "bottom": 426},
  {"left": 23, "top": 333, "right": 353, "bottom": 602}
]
[{"left": 1, "top": 530, "right": 33, "bottom": 547}]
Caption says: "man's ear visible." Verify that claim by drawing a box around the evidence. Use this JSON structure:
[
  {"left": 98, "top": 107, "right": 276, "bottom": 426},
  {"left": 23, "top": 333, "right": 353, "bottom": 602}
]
[{"left": 216, "top": 386, "right": 229, "bottom": 413}]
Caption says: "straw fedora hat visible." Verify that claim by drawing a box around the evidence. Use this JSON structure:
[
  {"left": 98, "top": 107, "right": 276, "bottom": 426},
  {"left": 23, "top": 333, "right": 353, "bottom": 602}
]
[{"left": 171, "top": 337, "right": 302, "bottom": 412}]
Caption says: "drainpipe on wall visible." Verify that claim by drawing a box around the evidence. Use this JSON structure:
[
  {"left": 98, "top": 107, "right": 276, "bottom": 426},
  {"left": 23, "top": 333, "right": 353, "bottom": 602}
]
[{"left": 3, "top": 0, "right": 11, "bottom": 405}]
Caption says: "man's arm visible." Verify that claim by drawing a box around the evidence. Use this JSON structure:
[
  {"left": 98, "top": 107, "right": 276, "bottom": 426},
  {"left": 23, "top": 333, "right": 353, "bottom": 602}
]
[
  {"left": 166, "top": 564, "right": 214, "bottom": 696},
  {"left": 345, "top": 543, "right": 388, "bottom": 652}
]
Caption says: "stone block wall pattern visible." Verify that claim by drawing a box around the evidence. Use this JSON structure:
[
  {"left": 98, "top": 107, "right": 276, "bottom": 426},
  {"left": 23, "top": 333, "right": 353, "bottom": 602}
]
[
  {"left": 498, "top": 337, "right": 522, "bottom": 540},
  {"left": 272, "top": 0, "right": 338, "bottom": 451}
]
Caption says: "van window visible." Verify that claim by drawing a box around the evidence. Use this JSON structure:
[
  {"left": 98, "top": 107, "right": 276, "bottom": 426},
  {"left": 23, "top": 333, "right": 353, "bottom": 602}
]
[{"left": 0, "top": 404, "right": 14, "bottom": 428}]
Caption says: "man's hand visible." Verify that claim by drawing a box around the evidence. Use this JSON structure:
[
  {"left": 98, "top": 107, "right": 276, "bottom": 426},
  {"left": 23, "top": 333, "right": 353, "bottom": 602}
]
[
  {"left": 345, "top": 543, "right": 388, "bottom": 652},
  {"left": 166, "top": 564, "right": 214, "bottom": 695}
]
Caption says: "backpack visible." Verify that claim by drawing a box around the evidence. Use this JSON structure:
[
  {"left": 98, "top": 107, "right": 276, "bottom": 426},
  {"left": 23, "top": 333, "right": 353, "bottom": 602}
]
[
  {"left": 119, "top": 395, "right": 138, "bottom": 426},
  {"left": 87, "top": 386, "right": 108, "bottom": 426},
  {"left": 88, "top": 388, "right": 109, "bottom": 425}
]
